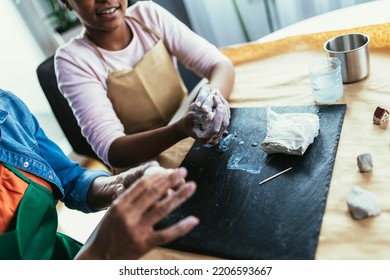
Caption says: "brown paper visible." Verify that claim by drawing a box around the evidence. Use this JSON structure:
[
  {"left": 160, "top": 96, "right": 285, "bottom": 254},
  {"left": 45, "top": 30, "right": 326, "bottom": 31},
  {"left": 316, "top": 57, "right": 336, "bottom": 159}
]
[{"left": 150, "top": 22, "right": 390, "bottom": 260}]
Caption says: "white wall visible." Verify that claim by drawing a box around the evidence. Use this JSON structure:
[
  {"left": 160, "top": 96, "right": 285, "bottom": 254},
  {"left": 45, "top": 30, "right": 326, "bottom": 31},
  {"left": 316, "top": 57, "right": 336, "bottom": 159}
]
[
  {"left": 11, "top": 0, "right": 62, "bottom": 57},
  {"left": 0, "top": 0, "right": 71, "bottom": 154},
  {"left": 0, "top": 1, "right": 47, "bottom": 113}
]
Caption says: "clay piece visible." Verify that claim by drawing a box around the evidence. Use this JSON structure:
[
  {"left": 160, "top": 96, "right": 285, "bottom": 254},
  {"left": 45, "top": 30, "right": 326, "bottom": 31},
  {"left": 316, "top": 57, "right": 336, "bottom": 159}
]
[
  {"left": 347, "top": 186, "right": 381, "bottom": 220},
  {"left": 373, "top": 106, "right": 390, "bottom": 125},
  {"left": 143, "top": 166, "right": 172, "bottom": 177},
  {"left": 261, "top": 107, "right": 320, "bottom": 155},
  {"left": 357, "top": 153, "right": 373, "bottom": 172}
]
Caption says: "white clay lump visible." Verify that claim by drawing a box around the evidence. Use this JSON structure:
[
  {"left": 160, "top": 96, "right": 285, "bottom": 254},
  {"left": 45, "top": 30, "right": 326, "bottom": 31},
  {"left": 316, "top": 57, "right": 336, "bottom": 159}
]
[
  {"left": 347, "top": 186, "right": 381, "bottom": 219},
  {"left": 143, "top": 166, "right": 172, "bottom": 177},
  {"left": 261, "top": 107, "right": 320, "bottom": 155}
]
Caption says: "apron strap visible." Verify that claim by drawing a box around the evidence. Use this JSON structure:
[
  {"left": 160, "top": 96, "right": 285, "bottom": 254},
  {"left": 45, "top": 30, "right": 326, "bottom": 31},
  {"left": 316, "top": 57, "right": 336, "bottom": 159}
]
[
  {"left": 89, "top": 16, "right": 164, "bottom": 72},
  {"left": 128, "top": 16, "right": 163, "bottom": 40}
]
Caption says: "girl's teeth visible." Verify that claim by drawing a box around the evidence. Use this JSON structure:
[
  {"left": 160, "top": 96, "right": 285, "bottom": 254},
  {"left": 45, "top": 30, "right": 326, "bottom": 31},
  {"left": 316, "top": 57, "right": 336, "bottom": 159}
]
[{"left": 101, "top": 7, "right": 116, "bottom": 14}]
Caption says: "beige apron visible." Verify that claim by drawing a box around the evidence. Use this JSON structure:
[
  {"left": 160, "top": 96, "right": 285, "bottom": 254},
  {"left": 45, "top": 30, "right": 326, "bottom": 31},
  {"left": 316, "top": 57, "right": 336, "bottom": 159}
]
[
  {"left": 90, "top": 17, "right": 188, "bottom": 172},
  {"left": 92, "top": 17, "right": 187, "bottom": 135}
]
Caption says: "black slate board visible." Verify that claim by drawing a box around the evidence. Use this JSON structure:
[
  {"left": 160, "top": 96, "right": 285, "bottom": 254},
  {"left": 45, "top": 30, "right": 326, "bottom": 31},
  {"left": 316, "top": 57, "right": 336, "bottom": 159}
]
[{"left": 157, "top": 105, "right": 346, "bottom": 260}]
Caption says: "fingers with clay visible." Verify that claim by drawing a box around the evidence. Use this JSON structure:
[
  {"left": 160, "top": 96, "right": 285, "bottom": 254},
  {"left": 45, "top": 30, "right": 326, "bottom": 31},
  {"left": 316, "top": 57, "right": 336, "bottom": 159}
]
[
  {"left": 190, "top": 110, "right": 215, "bottom": 130},
  {"left": 189, "top": 84, "right": 230, "bottom": 143},
  {"left": 191, "top": 104, "right": 224, "bottom": 140},
  {"left": 194, "top": 85, "right": 212, "bottom": 106},
  {"left": 213, "top": 93, "right": 230, "bottom": 127},
  {"left": 193, "top": 86, "right": 215, "bottom": 114}
]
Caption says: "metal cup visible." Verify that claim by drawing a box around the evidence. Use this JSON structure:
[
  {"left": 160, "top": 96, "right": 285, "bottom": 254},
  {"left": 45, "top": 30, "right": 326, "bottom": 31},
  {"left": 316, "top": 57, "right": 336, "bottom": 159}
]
[{"left": 324, "top": 33, "right": 370, "bottom": 84}]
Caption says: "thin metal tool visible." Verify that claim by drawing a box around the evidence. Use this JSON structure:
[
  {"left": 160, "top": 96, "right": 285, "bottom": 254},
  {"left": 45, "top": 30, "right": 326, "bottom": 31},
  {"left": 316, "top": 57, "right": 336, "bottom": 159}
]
[{"left": 259, "top": 167, "right": 293, "bottom": 185}]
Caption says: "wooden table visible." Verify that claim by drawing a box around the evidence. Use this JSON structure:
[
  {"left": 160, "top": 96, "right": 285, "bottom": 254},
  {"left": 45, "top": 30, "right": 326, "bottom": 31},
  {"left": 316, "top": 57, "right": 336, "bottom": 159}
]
[{"left": 142, "top": 0, "right": 390, "bottom": 260}]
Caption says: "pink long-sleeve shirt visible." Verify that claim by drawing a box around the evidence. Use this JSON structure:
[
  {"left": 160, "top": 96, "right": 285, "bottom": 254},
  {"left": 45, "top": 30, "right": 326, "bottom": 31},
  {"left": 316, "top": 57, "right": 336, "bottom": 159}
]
[{"left": 54, "top": 1, "right": 230, "bottom": 165}]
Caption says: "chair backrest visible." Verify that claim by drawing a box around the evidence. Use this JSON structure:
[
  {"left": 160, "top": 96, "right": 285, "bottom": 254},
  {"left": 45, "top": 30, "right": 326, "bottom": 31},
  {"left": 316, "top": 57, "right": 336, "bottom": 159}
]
[{"left": 36, "top": 55, "right": 101, "bottom": 162}]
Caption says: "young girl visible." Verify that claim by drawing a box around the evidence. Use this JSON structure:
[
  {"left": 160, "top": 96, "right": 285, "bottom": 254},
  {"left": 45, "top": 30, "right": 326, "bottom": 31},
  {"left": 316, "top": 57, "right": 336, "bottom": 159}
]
[{"left": 55, "top": 0, "right": 234, "bottom": 169}]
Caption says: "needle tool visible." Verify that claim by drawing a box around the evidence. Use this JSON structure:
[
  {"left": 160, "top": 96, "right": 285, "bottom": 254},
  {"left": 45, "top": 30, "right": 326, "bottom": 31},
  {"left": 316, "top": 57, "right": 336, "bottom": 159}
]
[{"left": 259, "top": 167, "right": 293, "bottom": 185}]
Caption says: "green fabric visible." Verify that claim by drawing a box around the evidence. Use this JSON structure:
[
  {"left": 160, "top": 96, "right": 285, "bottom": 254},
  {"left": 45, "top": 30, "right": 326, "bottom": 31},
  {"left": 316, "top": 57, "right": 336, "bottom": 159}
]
[{"left": 0, "top": 163, "right": 82, "bottom": 260}]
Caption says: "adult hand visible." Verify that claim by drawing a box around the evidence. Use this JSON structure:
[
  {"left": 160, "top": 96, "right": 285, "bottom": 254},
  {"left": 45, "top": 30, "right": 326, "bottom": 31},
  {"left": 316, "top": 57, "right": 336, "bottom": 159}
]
[
  {"left": 76, "top": 167, "right": 198, "bottom": 260},
  {"left": 87, "top": 161, "right": 159, "bottom": 211}
]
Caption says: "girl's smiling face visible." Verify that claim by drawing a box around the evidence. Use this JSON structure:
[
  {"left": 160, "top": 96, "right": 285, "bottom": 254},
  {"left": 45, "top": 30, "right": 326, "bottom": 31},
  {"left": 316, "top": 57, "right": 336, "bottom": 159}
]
[{"left": 61, "top": 0, "right": 128, "bottom": 34}]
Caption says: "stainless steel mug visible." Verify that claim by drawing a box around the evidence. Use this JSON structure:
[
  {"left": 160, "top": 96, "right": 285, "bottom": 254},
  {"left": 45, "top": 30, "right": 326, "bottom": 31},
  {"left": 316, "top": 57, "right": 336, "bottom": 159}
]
[{"left": 324, "top": 33, "right": 370, "bottom": 84}]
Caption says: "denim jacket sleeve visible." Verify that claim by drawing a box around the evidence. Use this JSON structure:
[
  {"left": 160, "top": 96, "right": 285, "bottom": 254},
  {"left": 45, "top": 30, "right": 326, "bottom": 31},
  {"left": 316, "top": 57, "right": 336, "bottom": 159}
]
[
  {"left": 32, "top": 116, "right": 109, "bottom": 213},
  {"left": 34, "top": 119, "right": 110, "bottom": 213}
]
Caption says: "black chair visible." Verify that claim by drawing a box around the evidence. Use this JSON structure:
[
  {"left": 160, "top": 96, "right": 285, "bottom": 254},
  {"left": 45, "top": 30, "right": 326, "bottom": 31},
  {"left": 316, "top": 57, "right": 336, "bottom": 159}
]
[{"left": 36, "top": 55, "right": 102, "bottom": 162}]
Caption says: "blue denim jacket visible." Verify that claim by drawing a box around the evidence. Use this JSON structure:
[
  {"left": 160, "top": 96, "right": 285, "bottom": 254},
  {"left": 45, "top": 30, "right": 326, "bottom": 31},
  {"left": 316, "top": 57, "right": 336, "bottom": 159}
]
[{"left": 0, "top": 89, "right": 109, "bottom": 213}]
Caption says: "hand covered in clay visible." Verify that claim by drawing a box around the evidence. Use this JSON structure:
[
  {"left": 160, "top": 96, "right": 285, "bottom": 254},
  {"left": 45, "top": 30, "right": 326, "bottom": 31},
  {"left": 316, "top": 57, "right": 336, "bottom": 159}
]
[
  {"left": 189, "top": 84, "right": 230, "bottom": 144},
  {"left": 76, "top": 167, "right": 199, "bottom": 260},
  {"left": 87, "top": 161, "right": 159, "bottom": 211}
]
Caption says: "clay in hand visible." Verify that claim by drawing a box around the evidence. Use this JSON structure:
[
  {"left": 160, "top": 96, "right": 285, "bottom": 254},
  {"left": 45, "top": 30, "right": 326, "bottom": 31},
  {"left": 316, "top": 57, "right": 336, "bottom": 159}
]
[{"left": 190, "top": 85, "right": 230, "bottom": 143}]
